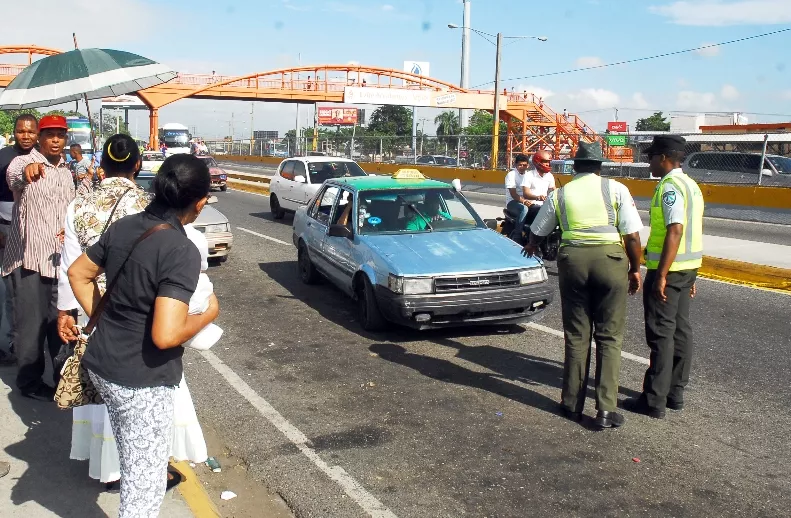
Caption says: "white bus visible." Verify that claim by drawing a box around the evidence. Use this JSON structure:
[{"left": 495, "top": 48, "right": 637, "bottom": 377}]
[{"left": 158, "top": 123, "right": 191, "bottom": 156}]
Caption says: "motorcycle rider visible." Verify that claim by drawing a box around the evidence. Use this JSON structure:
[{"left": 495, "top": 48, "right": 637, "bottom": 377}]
[
  {"left": 504, "top": 154, "right": 532, "bottom": 240},
  {"left": 523, "top": 150, "right": 556, "bottom": 227}
]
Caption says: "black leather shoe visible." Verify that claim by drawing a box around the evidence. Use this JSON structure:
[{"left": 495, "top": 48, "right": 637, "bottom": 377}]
[
  {"left": 594, "top": 410, "right": 625, "bottom": 429},
  {"left": 623, "top": 396, "right": 666, "bottom": 419},
  {"left": 666, "top": 399, "right": 684, "bottom": 411},
  {"left": 559, "top": 405, "right": 582, "bottom": 423},
  {"left": 20, "top": 383, "right": 56, "bottom": 401}
]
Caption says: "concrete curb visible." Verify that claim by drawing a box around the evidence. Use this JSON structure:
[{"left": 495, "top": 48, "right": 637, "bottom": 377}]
[
  {"left": 226, "top": 180, "right": 790, "bottom": 294},
  {"left": 172, "top": 460, "right": 221, "bottom": 518}
]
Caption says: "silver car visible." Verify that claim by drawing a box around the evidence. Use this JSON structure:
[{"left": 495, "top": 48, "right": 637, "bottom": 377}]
[{"left": 682, "top": 151, "right": 791, "bottom": 186}]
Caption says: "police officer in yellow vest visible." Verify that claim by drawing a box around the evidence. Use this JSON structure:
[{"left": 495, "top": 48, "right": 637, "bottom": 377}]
[
  {"left": 525, "top": 142, "right": 643, "bottom": 429},
  {"left": 625, "top": 135, "right": 703, "bottom": 419}
]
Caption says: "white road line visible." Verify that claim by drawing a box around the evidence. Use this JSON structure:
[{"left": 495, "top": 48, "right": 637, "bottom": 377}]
[
  {"left": 236, "top": 226, "right": 291, "bottom": 246},
  {"left": 228, "top": 187, "right": 270, "bottom": 198},
  {"left": 200, "top": 350, "right": 398, "bottom": 518},
  {"left": 527, "top": 323, "right": 650, "bottom": 365}
]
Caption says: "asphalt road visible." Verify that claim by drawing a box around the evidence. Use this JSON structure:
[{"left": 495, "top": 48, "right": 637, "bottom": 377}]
[
  {"left": 184, "top": 187, "right": 791, "bottom": 518},
  {"left": 217, "top": 160, "right": 791, "bottom": 246}
]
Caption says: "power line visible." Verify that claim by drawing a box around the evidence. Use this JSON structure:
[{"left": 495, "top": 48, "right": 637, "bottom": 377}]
[{"left": 473, "top": 27, "right": 791, "bottom": 87}]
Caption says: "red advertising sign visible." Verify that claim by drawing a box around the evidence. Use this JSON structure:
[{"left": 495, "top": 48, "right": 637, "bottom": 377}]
[
  {"left": 318, "top": 107, "right": 358, "bottom": 126},
  {"left": 607, "top": 121, "right": 627, "bottom": 133}
]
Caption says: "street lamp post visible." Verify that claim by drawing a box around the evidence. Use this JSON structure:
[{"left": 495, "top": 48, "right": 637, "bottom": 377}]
[{"left": 448, "top": 25, "right": 546, "bottom": 170}]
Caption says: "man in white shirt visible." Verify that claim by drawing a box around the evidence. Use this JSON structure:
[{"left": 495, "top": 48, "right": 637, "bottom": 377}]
[
  {"left": 523, "top": 150, "right": 556, "bottom": 227},
  {"left": 504, "top": 154, "right": 532, "bottom": 240}
]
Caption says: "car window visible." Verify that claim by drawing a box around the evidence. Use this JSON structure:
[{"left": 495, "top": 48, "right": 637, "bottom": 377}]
[
  {"left": 330, "top": 189, "right": 354, "bottom": 231},
  {"left": 311, "top": 186, "right": 339, "bottom": 226},
  {"left": 768, "top": 156, "right": 791, "bottom": 173},
  {"left": 294, "top": 161, "right": 307, "bottom": 180},
  {"left": 201, "top": 157, "right": 218, "bottom": 167},
  {"left": 307, "top": 161, "right": 366, "bottom": 183},
  {"left": 714, "top": 154, "right": 742, "bottom": 172},
  {"left": 280, "top": 160, "right": 295, "bottom": 180},
  {"left": 416, "top": 156, "right": 431, "bottom": 164},
  {"left": 741, "top": 155, "right": 762, "bottom": 174},
  {"left": 357, "top": 188, "right": 482, "bottom": 234}
]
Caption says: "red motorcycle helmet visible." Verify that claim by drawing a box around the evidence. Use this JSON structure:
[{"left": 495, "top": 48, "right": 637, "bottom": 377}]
[{"left": 532, "top": 150, "right": 552, "bottom": 175}]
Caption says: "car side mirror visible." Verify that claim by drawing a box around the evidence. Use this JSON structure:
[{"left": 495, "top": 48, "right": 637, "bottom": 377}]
[
  {"left": 207, "top": 195, "right": 218, "bottom": 204},
  {"left": 761, "top": 168, "right": 773, "bottom": 177},
  {"left": 452, "top": 179, "right": 462, "bottom": 191},
  {"left": 328, "top": 224, "right": 353, "bottom": 239},
  {"left": 294, "top": 175, "right": 306, "bottom": 183}
]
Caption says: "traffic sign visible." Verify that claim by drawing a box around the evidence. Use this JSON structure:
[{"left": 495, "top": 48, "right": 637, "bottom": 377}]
[
  {"left": 607, "top": 121, "right": 627, "bottom": 133},
  {"left": 606, "top": 134, "right": 628, "bottom": 147}
]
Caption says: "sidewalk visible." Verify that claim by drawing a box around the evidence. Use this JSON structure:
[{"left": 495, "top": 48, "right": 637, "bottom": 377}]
[
  {"left": 0, "top": 365, "right": 195, "bottom": 518},
  {"left": 468, "top": 202, "right": 791, "bottom": 270}
]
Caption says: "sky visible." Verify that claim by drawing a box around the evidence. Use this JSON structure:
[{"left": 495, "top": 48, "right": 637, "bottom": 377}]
[{"left": 2, "top": 0, "right": 791, "bottom": 140}]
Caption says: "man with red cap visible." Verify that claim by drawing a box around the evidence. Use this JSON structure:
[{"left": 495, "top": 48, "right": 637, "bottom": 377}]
[{"left": 4, "top": 114, "right": 74, "bottom": 399}]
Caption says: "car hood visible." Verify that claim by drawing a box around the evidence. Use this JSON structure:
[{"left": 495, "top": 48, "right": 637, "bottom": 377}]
[
  {"left": 209, "top": 167, "right": 225, "bottom": 176},
  {"left": 363, "top": 228, "right": 540, "bottom": 276},
  {"left": 195, "top": 205, "right": 228, "bottom": 225}
]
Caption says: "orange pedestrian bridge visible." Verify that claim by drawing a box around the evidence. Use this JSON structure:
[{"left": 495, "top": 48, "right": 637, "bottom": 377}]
[{"left": 0, "top": 45, "right": 632, "bottom": 162}]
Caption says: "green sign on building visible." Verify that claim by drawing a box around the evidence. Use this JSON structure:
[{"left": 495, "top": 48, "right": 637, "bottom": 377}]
[{"left": 606, "top": 134, "right": 628, "bottom": 147}]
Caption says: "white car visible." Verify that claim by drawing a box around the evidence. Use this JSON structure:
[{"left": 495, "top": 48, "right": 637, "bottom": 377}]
[{"left": 269, "top": 157, "right": 368, "bottom": 219}]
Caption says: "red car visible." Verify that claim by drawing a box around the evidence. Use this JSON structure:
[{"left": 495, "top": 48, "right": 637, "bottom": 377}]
[{"left": 197, "top": 155, "right": 228, "bottom": 191}]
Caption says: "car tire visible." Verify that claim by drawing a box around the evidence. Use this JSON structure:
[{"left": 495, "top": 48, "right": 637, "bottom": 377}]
[
  {"left": 270, "top": 194, "right": 286, "bottom": 220},
  {"left": 357, "top": 276, "right": 386, "bottom": 332},
  {"left": 298, "top": 243, "right": 320, "bottom": 284},
  {"left": 220, "top": 185, "right": 227, "bottom": 192}
]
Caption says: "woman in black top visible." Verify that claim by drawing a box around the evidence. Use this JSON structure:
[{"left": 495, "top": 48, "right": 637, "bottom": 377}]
[{"left": 68, "top": 154, "right": 219, "bottom": 518}]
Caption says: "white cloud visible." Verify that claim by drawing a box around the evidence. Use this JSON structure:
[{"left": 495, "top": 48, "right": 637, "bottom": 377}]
[
  {"left": 695, "top": 44, "right": 721, "bottom": 57},
  {"left": 631, "top": 92, "right": 651, "bottom": 109},
  {"left": 721, "top": 84, "right": 740, "bottom": 101},
  {"left": 677, "top": 78, "right": 689, "bottom": 87},
  {"left": 568, "top": 88, "right": 620, "bottom": 109},
  {"left": 650, "top": 0, "right": 791, "bottom": 26},
  {"left": 381, "top": 4, "right": 394, "bottom": 11},
  {"left": 676, "top": 91, "right": 718, "bottom": 110},
  {"left": 515, "top": 84, "right": 555, "bottom": 100},
  {"left": 575, "top": 56, "right": 605, "bottom": 68}
]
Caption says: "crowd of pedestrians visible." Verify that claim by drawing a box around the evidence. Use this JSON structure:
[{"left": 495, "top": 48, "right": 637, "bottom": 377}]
[{"left": 0, "top": 114, "right": 221, "bottom": 517}]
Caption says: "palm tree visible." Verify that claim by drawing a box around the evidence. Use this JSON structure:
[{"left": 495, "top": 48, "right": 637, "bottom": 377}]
[{"left": 434, "top": 111, "right": 460, "bottom": 152}]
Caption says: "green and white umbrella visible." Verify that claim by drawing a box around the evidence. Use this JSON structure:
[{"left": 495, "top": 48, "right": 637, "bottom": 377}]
[{"left": 0, "top": 48, "right": 176, "bottom": 109}]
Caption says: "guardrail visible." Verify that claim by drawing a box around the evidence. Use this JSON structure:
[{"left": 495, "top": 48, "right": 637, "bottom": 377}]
[{"left": 219, "top": 155, "right": 791, "bottom": 211}]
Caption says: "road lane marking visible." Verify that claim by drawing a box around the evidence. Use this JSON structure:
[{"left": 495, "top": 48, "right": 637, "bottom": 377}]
[
  {"left": 237, "top": 227, "right": 291, "bottom": 246},
  {"left": 527, "top": 323, "right": 650, "bottom": 366},
  {"left": 200, "top": 350, "right": 399, "bottom": 518}
]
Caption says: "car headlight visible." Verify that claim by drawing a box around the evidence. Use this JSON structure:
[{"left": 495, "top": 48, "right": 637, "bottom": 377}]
[
  {"left": 387, "top": 274, "right": 433, "bottom": 295},
  {"left": 204, "top": 223, "right": 229, "bottom": 233},
  {"left": 519, "top": 267, "right": 547, "bottom": 285}
]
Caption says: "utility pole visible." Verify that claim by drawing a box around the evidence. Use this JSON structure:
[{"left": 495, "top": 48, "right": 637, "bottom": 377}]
[
  {"left": 491, "top": 32, "right": 503, "bottom": 170},
  {"left": 250, "top": 102, "right": 254, "bottom": 156},
  {"left": 295, "top": 53, "right": 301, "bottom": 157},
  {"left": 459, "top": 0, "right": 471, "bottom": 128}
]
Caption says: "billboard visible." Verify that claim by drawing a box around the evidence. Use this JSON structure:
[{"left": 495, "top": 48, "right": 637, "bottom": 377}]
[
  {"left": 607, "top": 121, "right": 627, "bottom": 133},
  {"left": 101, "top": 94, "right": 147, "bottom": 110},
  {"left": 253, "top": 130, "right": 279, "bottom": 140},
  {"left": 318, "top": 107, "right": 359, "bottom": 126},
  {"left": 404, "top": 61, "right": 430, "bottom": 86},
  {"left": 606, "top": 134, "right": 628, "bottom": 147}
]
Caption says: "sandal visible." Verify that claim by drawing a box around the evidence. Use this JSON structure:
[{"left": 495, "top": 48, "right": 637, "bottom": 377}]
[{"left": 166, "top": 467, "right": 184, "bottom": 491}]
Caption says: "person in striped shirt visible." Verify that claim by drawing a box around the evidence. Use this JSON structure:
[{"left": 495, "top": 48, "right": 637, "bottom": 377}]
[{"left": 3, "top": 114, "right": 75, "bottom": 399}]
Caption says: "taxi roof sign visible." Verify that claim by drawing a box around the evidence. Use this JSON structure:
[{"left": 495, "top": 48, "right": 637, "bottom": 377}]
[{"left": 392, "top": 168, "right": 426, "bottom": 180}]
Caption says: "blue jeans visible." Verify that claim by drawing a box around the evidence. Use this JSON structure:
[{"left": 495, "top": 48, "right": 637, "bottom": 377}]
[{"left": 506, "top": 200, "right": 529, "bottom": 240}]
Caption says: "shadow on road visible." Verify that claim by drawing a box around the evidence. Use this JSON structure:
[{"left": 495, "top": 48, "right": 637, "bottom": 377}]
[{"left": 0, "top": 366, "right": 107, "bottom": 517}]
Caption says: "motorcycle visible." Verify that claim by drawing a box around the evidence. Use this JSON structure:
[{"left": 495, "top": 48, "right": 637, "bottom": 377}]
[{"left": 487, "top": 207, "right": 562, "bottom": 262}]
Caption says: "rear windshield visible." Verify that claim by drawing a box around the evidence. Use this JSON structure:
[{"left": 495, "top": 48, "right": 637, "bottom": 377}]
[{"left": 308, "top": 161, "right": 366, "bottom": 183}]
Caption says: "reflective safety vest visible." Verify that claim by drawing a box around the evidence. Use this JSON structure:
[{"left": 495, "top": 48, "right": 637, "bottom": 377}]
[
  {"left": 553, "top": 173, "right": 621, "bottom": 246},
  {"left": 645, "top": 171, "right": 704, "bottom": 271}
]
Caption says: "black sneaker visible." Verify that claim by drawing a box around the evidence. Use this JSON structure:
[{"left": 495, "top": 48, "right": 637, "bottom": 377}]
[
  {"left": 623, "top": 396, "right": 666, "bottom": 419},
  {"left": 666, "top": 399, "right": 685, "bottom": 411}
]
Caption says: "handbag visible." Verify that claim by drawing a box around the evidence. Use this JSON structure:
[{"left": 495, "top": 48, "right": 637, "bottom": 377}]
[{"left": 55, "top": 221, "right": 173, "bottom": 409}]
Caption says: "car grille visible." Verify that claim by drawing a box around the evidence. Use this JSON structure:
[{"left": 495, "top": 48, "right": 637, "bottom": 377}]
[{"left": 434, "top": 272, "right": 520, "bottom": 293}]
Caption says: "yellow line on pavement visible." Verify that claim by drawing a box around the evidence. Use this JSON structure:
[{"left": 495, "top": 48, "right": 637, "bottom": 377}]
[{"left": 171, "top": 460, "right": 221, "bottom": 518}]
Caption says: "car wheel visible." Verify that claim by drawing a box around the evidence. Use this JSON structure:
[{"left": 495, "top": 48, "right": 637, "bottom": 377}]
[
  {"left": 298, "top": 243, "right": 319, "bottom": 284},
  {"left": 220, "top": 185, "right": 227, "bottom": 192},
  {"left": 357, "top": 276, "right": 386, "bottom": 332},
  {"left": 270, "top": 194, "right": 286, "bottom": 220}
]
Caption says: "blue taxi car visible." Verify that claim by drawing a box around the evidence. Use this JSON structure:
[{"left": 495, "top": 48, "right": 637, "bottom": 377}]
[{"left": 291, "top": 169, "right": 554, "bottom": 331}]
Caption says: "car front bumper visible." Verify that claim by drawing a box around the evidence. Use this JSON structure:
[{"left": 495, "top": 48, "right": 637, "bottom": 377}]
[
  {"left": 211, "top": 177, "right": 227, "bottom": 188},
  {"left": 375, "top": 283, "right": 554, "bottom": 329},
  {"left": 205, "top": 231, "right": 233, "bottom": 259}
]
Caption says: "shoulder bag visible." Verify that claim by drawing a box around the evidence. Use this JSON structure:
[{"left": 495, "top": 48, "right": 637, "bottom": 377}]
[{"left": 55, "top": 221, "right": 173, "bottom": 409}]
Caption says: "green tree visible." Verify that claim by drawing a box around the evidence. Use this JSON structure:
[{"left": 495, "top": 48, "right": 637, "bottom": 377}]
[
  {"left": 463, "top": 110, "right": 507, "bottom": 159},
  {"left": 367, "top": 106, "right": 413, "bottom": 136},
  {"left": 434, "top": 110, "right": 460, "bottom": 151},
  {"left": 92, "top": 112, "right": 129, "bottom": 136},
  {"left": 635, "top": 111, "right": 670, "bottom": 132},
  {"left": 0, "top": 109, "right": 41, "bottom": 137}
]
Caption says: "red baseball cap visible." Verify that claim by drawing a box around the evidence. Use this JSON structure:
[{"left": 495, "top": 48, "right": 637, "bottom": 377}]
[{"left": 38, "top": 115, "right": 68, "bottom": 130}]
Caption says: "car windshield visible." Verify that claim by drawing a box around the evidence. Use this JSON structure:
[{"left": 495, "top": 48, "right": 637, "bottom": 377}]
[
  {"left": 308, "top": 161, "right": 366, "bottom": 183},
  {"left": 199, "top": 157, "right": 218, "bottom": 167},
  {"left": 767, "top": 156, "right": 791, "bottom": 174},
  {"left": 357, "top": 188, "right": 482, "bottom": 235},
  {"left": 136, "top": 175, "right": 155, "bottom": 192},
  {"left": 143, "top": 153, "right": 165, "bottom": 162}
]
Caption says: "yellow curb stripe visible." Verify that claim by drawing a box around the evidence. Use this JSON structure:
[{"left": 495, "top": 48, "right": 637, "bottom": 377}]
[{"left": 171, "top": 460, "right": 221, "bottom": 518}]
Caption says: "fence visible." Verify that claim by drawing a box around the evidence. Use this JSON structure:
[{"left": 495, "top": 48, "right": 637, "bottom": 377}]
[{"left": 206, "top": 132, "right": 791, "bottom": 189}]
